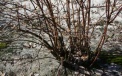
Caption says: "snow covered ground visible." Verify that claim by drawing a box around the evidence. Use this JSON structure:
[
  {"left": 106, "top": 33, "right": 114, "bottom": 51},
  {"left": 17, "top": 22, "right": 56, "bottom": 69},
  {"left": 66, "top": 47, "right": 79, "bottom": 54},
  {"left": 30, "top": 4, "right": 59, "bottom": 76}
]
[{"left": 0, "top": 0, "right": 122, "bottom": 76}]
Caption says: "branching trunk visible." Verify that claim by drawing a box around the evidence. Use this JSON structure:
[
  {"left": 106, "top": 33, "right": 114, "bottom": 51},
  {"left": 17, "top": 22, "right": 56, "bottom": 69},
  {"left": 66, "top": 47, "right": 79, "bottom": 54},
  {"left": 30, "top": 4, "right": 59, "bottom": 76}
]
[{"left": 1, "top": 0, "right": 121, "bottom": 75}]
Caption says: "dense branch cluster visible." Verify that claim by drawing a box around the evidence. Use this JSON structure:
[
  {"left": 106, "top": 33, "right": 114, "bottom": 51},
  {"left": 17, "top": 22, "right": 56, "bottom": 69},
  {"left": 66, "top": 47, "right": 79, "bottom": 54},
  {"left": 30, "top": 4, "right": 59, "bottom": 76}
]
[{"left": 0, "top": 0, "right": 122, "bottom": 74}]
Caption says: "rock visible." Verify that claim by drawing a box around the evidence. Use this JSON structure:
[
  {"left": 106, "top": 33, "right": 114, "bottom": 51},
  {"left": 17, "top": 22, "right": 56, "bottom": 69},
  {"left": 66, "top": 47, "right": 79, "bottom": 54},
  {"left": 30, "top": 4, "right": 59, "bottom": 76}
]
[
  {"left": 0, "top": 72, "right": 5, "bottom": 76},
  {"left": 0, "top": 71, "right": 3, "bottom": 76},
  {"left": 5, "top": 71, "right": 16, "bottom": 76}
]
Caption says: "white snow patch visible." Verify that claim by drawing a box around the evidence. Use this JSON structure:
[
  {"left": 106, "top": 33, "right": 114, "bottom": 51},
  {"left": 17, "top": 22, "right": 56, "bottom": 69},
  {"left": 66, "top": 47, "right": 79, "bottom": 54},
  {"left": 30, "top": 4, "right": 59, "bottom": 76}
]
[
  {"left": 114, "top": 16, "right": 122, "bottom": 22},
  {"left": 91, "top": 0, "right": 105, "bottom": 5}
]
